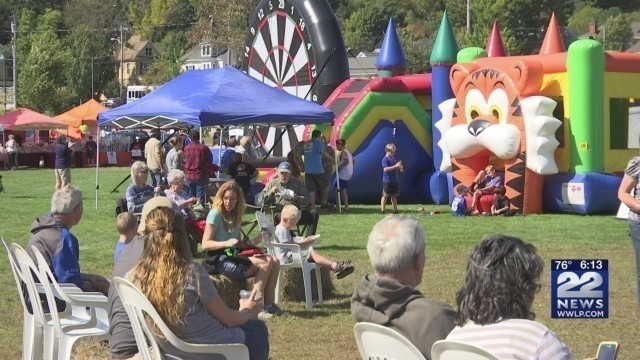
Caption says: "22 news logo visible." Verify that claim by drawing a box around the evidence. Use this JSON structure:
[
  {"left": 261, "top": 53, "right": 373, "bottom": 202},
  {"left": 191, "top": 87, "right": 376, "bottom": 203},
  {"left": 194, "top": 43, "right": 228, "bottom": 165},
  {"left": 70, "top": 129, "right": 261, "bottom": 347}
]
[{"left": 551, "top": 260, "right": 609, "bottom": 319}]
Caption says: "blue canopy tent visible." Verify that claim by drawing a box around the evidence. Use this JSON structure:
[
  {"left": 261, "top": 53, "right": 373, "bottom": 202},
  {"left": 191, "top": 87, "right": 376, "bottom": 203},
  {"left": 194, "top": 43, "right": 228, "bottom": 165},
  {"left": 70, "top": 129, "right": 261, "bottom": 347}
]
[
  {"left": 97, "top": 66, "right": 334, "bottom": 128},
  {"left": 94, "top": 66, "right": 336, "bottom": 209}
]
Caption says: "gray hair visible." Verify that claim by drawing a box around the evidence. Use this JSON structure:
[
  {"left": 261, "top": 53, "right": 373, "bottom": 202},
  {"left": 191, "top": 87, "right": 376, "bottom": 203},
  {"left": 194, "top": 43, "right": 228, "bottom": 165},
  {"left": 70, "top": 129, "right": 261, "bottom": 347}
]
[
  {"left": 367, "top": 216, "right": 426, "bottom": 275},
  {"left": 130, "top": 161, "right": 148, "bottom": 187},
  {"left": 167, "top": 169, "right": 185, "bottom": 185},
  {"left": 51, "top": 185, "right": 83, "bottom": 214}
]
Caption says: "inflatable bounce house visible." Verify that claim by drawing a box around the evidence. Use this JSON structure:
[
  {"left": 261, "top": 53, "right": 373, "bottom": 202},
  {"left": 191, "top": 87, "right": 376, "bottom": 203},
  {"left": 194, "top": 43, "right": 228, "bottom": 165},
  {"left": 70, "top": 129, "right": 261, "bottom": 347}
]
[{"left": 243, "top": 0, "right": 640, "bottom": 214}]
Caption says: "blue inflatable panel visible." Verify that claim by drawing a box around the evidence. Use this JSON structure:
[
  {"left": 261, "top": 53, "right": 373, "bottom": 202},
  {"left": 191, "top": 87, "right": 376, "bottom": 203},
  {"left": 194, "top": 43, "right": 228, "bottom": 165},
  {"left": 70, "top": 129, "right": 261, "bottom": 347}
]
[
  {"left": 543, "top": 172, "right": 622, "bottom": 214},
  {"left": 416, "top": 172, "right": 434, "bottom": 204},
  {"left": 428, "top": 171, "right": 450, "bottom": 204},
  {"left": 348, "top": 120, "right": 434, "bottom": 204}
]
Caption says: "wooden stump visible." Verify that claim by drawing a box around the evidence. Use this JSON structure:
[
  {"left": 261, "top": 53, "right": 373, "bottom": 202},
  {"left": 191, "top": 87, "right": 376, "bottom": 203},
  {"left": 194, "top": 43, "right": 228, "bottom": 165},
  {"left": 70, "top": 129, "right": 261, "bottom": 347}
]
[
  {"left": 278, "top": 267, "right": 335, "bottom": 302},
  {"left": 209, "top": 274, "right": 249, "bottom": 310}
]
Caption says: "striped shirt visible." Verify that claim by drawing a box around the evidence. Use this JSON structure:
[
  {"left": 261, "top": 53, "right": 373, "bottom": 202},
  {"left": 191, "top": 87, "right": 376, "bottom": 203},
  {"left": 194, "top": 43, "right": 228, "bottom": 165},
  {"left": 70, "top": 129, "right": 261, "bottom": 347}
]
[{"left": 446, "top": 319, "right": 573, "bottom": 360}]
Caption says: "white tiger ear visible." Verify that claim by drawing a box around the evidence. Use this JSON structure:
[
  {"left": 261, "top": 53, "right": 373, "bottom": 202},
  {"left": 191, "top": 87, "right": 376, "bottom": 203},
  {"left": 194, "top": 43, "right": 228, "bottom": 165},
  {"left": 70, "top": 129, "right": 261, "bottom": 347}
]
[
  {"left": 435, "top": 98, "right": 457, "bottom": 172},
  {"left": 521, "top": 96, "right": 562, "bottom": 175}
]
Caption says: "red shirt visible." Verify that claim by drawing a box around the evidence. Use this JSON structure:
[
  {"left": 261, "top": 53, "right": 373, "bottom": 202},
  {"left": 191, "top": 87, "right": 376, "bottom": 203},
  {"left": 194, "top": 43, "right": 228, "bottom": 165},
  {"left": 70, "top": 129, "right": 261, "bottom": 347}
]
[{"left": 183, "top": 141, "right": 212, "bottom": 181}]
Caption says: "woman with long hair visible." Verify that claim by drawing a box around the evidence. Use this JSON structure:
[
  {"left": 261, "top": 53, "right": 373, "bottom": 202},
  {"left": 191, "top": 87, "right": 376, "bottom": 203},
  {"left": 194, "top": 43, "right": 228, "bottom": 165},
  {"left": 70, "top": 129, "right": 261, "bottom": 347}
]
[
  {"left": 202, "top": 181, "right": 281, "bottom": 318},
  {"left": 129, "top": 207, "right": 268, "bottom": 360},
  {"left": 446, "top": 235, "right": 572, "bottom": 359}
]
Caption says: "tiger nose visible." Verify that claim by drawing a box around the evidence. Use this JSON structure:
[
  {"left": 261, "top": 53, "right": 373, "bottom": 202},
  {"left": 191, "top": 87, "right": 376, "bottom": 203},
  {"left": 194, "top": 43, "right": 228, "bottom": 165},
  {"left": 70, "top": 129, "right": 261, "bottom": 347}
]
[{"left": 468, "top": 119, "right": 492, "bottom": 137}]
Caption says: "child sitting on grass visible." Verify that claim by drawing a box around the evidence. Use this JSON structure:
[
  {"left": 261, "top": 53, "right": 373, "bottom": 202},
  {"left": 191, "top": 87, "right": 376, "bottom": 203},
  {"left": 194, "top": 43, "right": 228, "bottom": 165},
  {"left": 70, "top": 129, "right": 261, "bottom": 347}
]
[
  {"left": 491, "top": 186, "right": 517, "bottom": 216},
  {"left": 274, "top": 204, "right": 354, "bottom": 279},
  {"left": 451, "top": 184, "right": 470, "bottom": 216},
  {"left": 114, "top": 212, "right": 138, "bottom": 262}
]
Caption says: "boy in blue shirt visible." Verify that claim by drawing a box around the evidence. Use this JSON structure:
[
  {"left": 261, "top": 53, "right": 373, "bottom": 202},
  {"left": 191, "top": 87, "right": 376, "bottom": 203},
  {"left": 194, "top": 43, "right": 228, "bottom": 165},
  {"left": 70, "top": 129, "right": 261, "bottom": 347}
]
[
  {"left": 451, "top": 184, "right": 470, "bottom": 216},
  {"left": 114, "top": 212, "right": 138, "bottom": 262},
  {"left": 381, "top": 143, "right": 403, "bottom": 214}
]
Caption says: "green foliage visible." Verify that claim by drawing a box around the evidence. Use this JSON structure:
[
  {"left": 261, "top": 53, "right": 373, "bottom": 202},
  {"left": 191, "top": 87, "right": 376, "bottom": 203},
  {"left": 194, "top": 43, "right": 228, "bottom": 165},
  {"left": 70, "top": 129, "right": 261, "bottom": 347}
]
[
  {"left": 598, "top": 13, "right": 633, "bottom": 51},
  {"left": 17, "top": 9, "right": 71, "bottom": 113},
  {"left": 568, "top": 5, "right": 621, "bottom": 36},
  {"left": 342, "top": 0, "right": 406, "bottom": 52},
  {"left": 191, "top": 0, "right": 256, "bottom": 53},
  {"left": 63, "top": 0, "right": 119, "bottom": 31}
]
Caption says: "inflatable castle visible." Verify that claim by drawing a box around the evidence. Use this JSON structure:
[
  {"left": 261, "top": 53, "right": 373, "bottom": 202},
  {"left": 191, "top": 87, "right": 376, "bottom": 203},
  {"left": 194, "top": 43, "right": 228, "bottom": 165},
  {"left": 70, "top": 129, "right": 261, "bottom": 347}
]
[{"left": 298, "top": 11, "right": 640, "bottom": 215}]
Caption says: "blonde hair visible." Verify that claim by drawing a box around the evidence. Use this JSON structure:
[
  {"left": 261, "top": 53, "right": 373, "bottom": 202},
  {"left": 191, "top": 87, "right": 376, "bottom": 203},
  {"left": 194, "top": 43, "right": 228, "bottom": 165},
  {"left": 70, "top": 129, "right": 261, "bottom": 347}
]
[
  {"left": 116, "top": 212, "right": 138, "bottom": 234},
  {"left": 130, "top": 161, "right": 148, "bottom": 187},
  {"left": 212, "top": 181, "right": 245, "bottom": 229},
  {"left": 385, "top": 143, "right": 396, "bottom": 153},
  {"left": 485, "top": 165, "right": 495, "bottom": 173},
  {"left": 281, "top": 204, "right": 300, "bottom": 221},
  {"left": 239, "top": 135, "right": 252, "bottom": 149},
  {"left": 129, "top": 207, "right": 191, "bottom": 332}
]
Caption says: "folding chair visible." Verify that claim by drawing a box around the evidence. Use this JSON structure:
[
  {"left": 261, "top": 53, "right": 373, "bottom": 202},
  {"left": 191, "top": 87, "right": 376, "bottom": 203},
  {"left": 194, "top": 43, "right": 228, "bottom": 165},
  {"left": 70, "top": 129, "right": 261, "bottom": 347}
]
[
  {"left": 13, "top": 244, "right": 108, "bottom": 360},
  {"left": 256, "top": 211, "right": 323, "bottom": 310},
  {"left": 353, "top": 322, "right": 426, "bottom": 360},
  {"left": 113, "top": 277, "right": 249, "bottom": 360},
  {"left": 431, "top": 340, "right": 500, "bottom": 360}
]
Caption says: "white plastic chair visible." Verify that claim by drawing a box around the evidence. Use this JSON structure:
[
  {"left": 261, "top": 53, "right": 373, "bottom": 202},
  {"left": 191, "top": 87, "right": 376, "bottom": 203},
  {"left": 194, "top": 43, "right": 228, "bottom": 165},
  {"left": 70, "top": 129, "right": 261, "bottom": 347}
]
[
  {"left": 112, "top": 277, "right": 250, "bottom": 360},
  {"left": 431, "top": 340, "right": 500, "bottom": 360},
  {"left": 256, "top": 211, "right": 322, "bottom": 310},
  {"left": 353, "top": 322, "right": 426, "bottom": 360},
  {"left": 4, "top": 241, "right": 88, "bottom": 360},
  {"left": 28, "top": 245, "right": 110, "bottom": 360}
]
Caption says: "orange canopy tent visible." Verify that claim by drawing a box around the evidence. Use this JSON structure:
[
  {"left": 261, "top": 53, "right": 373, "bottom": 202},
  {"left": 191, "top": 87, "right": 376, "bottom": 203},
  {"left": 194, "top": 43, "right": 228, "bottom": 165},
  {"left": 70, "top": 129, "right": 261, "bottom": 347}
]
[
  {"left": 54, "top": 99, "right": 107, "bottom": 139},
  {"left": 0, "top": 108, "right": 68, "bottom": 131}
]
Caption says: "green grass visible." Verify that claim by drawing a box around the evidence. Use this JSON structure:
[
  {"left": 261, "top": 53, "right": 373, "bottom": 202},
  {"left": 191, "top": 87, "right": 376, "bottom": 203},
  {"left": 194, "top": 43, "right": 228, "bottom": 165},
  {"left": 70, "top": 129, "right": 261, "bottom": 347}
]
[{"left": 1, "top": 167, "right": 639, "bottom": 359}]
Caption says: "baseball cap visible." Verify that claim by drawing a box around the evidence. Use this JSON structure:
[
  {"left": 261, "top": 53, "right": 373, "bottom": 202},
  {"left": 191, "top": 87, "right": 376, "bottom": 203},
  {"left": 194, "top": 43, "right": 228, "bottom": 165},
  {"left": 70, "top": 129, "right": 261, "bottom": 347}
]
[
  {"left": 138, "top": 197, "right": 179, "bottom": 233},
  {"left": 278, "top": 162, "right": 292, "bottom": 173}
]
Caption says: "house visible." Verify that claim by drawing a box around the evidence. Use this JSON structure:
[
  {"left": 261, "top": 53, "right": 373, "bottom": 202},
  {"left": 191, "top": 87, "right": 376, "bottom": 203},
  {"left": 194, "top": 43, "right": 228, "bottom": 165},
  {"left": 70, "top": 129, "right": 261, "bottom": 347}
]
[
  {"left": 0, "top": 44, "right": 15, "bottom": 111},
  {"left": 625, "top": 22, "right": 640, "bottom": 52},
  {"left": 181, "top": 42, "right": 238, "bottom": 71},
  {"left": 114, "top": 35, "right": 161, "bottom": 86},
  {"left": 348, "top": 49, "right": 379, "bottom": 78}
]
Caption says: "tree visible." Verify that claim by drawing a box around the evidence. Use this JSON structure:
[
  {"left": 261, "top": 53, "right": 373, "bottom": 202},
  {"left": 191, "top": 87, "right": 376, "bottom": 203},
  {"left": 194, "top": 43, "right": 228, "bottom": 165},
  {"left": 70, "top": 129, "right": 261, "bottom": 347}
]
[
  {"left": 65, "top": 29, "right": 116, "bottom": 102},
  {"left": 599, "top": 13, "right": 633, "bottom": 51},
  {"left": 568, "top": 5, "right": 621, "bottom": 36},
  {"left": 63, "top": 0, "right": 120, "bottom": 31},
  {"left": 190, "top": 0, "right": 257, "bottom": 53},
  {"left": 140, "top": 32, "right": 187, "bottom": 85},
  {"left": 17, "top": 9, "right": 71, "bottom": 113},
  {"left": 342, "top": 0, "right": 406, "bottom": 52}
]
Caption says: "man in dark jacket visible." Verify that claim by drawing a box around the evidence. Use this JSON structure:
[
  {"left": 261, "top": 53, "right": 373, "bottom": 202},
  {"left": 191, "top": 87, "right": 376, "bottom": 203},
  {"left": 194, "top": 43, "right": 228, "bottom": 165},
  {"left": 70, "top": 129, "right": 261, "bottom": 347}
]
[{"left": 351, "top": 216, "right": 456, "bottom": 360}]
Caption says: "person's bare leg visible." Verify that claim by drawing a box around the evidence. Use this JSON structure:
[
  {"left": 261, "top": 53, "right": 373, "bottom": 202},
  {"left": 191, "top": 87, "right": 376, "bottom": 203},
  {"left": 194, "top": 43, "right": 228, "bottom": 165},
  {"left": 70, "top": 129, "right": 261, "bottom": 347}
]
[
  {"left": 246, "top": 256, "right": 272, "bottom": 294},
  {"left": 391, "top": 196, "right": 398, "bottom": 212},
  {"left": 341, "top": 188, "right": 349, "bottom": 209},
  {"left": 309, "top": 250, "right": 334, "bottom": 269},
  {"left": 380, "top": 195, "right": 387, "bottom": 213},
  {"left": 263, "top": 256, "right": 280, "bottom": 305},
  {"left": 471, "top": 190, "right": 481, "bottom": 211}
]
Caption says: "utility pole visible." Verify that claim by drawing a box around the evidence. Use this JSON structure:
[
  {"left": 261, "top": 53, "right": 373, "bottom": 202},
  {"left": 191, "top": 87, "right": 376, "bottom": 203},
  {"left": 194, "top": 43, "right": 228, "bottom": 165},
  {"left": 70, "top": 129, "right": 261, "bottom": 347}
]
[
  {"left": 466, "top": 0, "right": 471, "bottom": 31},
  {"left": 119, "top": 24, "right": 125, "bottom": 102},
  {"left": 91, "top": 57, "right": 94, "bottom": 99},
  {"left": 11, "top": 14, "right": 17, "bottom": 106}
]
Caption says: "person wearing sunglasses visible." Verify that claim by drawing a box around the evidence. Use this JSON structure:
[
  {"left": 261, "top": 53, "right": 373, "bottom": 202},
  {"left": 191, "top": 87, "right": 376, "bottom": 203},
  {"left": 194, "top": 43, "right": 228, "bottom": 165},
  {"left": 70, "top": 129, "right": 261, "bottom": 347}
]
[{"left": 126, "top": 161, "right": 161, "bottom": 213}]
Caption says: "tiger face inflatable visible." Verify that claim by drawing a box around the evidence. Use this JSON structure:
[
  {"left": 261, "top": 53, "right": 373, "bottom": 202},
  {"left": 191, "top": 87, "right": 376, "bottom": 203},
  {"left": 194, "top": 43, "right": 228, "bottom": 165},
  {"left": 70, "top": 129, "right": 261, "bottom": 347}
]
[
  {"left": 435, "top": 60, "right": 561, "bottom": 175},
  {"left": 435, "top": 60, "right": 562, "bottom": 214}
]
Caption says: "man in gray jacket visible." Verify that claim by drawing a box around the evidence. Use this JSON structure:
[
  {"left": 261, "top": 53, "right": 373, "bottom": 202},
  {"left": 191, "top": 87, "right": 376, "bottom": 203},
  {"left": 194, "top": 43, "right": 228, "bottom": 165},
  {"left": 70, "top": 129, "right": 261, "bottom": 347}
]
[{"left": 351, "top": 216, "right": 456, "bottom": 360}]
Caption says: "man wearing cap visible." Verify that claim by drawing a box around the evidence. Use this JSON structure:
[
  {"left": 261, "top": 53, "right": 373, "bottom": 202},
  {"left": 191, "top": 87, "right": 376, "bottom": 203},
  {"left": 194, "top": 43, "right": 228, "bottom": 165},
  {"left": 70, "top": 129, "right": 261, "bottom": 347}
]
[
  {"left": 258, "top": 161, "right": 319, "bottom": 236},
  {"left": 108, "top": 197, "right": 179, "bottom": 359},
  {"left": 144, "top": 129, "right": 164, "bottom": 187}
]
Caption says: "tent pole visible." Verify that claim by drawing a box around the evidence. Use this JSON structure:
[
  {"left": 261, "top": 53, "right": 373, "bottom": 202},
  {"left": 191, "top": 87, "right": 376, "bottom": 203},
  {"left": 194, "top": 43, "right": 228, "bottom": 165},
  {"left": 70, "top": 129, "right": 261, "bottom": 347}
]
[
  {"left": 95, "top": 129, "right": 100, "bottom": 210},
  {"left": 218, "top": 127, "right": 223, "bottom": 179},
  {"left": 333, "top": 127, "right": 341, "bottom": 213}
]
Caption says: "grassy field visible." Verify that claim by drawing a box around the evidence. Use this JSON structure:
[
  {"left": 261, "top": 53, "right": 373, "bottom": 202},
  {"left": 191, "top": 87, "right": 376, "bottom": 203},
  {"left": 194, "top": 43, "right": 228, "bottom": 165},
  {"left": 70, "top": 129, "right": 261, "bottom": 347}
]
[{"left": 0, "top": 167, "right": 639, "bottom": 359}]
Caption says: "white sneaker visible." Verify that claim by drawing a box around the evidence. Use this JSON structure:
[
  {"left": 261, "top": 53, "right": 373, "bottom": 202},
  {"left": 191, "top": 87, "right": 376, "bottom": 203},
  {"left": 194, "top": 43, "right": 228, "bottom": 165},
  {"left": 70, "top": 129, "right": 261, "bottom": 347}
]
[{"left": 258, "top": 311, "right": 273, "bottom": 320}]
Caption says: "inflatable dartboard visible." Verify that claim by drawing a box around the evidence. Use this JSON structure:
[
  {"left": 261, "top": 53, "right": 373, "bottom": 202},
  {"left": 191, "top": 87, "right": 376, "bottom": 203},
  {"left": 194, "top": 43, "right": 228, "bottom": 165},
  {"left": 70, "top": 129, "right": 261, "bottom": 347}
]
[{"left": 243, "top": 0, "right": 349, "bottom": 105}]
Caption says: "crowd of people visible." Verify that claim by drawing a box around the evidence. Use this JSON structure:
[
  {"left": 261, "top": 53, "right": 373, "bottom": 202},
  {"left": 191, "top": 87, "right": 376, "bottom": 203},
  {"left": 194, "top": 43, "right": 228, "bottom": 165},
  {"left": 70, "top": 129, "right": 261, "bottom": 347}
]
[{"left": 18, "top": 128, "right": 626, "bottom": 360}]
